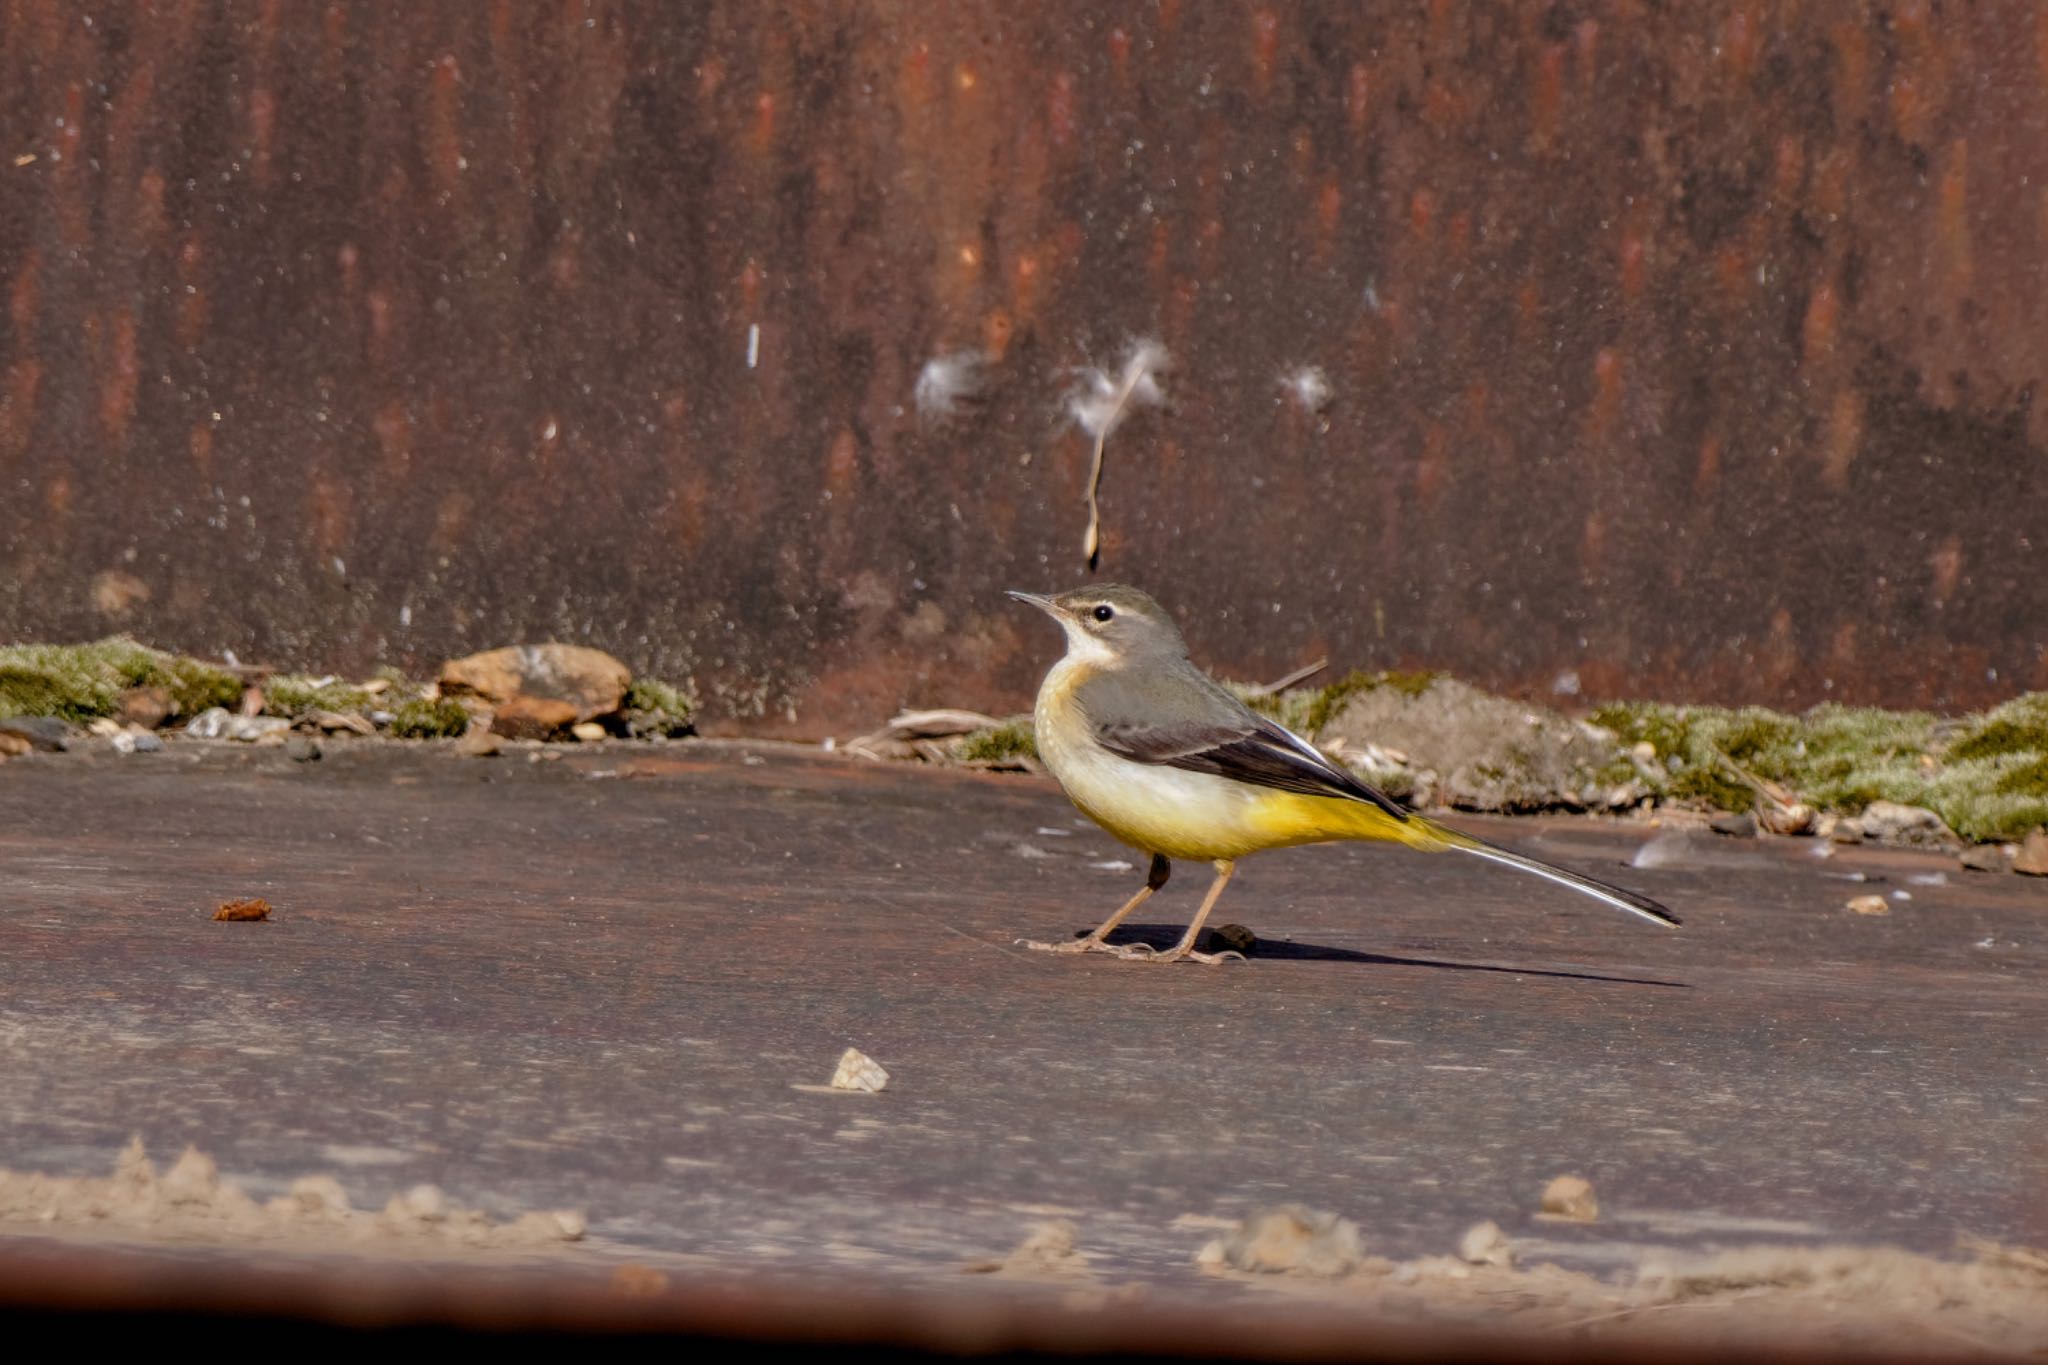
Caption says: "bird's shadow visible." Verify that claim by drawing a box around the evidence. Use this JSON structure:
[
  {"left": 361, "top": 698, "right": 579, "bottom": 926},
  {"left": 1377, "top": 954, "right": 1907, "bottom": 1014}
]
[{"left": 1094, "top": 923, "right": 1689, "bottom": 989}]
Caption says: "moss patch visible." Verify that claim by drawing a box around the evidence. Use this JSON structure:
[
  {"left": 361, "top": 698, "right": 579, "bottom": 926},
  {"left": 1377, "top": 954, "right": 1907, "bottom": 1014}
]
[
  {"left": 390, "top": 696, "right": 472, "bottom": 739},
  {"left": 622, "top": 677, "right": 695, "bottom": 737},
  {"left": 0, "top": 638, "right": 241, "bottom": 722},
  {"left": 264, "top": 675, "right": 378, "bottom": 715},
  {"left": 958, "top": 719, "right": 1037, "bottom": 763}
]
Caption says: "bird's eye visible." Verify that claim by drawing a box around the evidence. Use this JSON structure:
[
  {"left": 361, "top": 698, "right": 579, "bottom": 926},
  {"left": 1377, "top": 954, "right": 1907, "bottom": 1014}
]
[{"left": 1092, "top": 604, "right": 1115, "bottom": 622}]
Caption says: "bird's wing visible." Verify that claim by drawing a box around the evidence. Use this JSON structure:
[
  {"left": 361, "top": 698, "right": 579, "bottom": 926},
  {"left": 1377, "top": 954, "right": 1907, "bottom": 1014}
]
[{"left": 1083, "top": 669, "right": 1409, "bottom": 822}]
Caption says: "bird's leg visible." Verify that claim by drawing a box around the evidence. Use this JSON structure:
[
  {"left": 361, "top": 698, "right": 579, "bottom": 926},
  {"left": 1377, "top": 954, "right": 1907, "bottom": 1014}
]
[
  {"left": 1020, "top": 854, "right": 1169, "bottom": 956},
  {"left": 1151, "top": 860, "right": 1244, "bottom": 964}
]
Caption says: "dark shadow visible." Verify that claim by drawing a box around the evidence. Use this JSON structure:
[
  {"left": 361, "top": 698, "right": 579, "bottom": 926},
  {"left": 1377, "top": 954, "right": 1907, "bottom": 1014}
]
[{"left": 1084, "top": 924, "right": 1690, "bottom": 989}]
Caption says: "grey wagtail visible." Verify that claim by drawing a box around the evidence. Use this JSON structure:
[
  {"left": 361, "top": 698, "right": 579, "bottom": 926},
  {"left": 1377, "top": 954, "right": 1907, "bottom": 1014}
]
[{"left": 1008, "top": 585, "right": 1680, "bottom": 964}]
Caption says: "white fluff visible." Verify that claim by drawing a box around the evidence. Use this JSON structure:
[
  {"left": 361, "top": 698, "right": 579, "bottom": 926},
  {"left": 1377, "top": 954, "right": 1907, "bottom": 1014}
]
[
  {"left": 1065, "top": 338, "right": 1169, "bottom": 438},
  {"left": 1278, "top": 365, "right": 1332, "bottom": 413},
  {"left": 913, "top": 349, "right": 989, "bottom": 423}
]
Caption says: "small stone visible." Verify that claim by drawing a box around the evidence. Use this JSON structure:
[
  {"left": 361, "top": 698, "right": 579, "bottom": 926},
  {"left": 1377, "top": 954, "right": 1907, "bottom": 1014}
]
[
  {"left": 2015, "top": 829, "right": 2048, "bottom": 877},
  {"left": 1759, "top": 802, "right": 1816, "bottom": 836},
  {"left": 0, "top": 733, "right": 30, "bottom": 758},
  {"left": 117, "top": 685, "right": 174, "bottom": 730},
  {"left": 491, "top": 695, "right": 579, "bottom": 740},
  {"left": 1457, "top": 1220, "right": 1515, "bottom": 1268},
  {"left": 1828, "top": 817, "right": 1865, "bottom": 845},
  {"left": 1846, "top": 894, "right": 1890, "bottom": 916},
  {"left": 438, "top": 644, "right": 631, "bottom": 723},
  {"left": 1858, "top": 800, "right": 1950, "bottom": 845},
  {"left": 0, "top": 716, "right": 76, "bottom": 751},
  {"left": 285, "top": 736, "right": 322, "bottom": 762},
  {"left": 1630, "top": 741, "right": 1657, "bottom": 762},
  {"left": 88, "top": 717, "right": 127, "bottom": 738},
  {"left": 828, "top": 1047, "right": 890, "bottom": 1092},
  {"left": 1204, "top": 923, "right": 1258, "bottom": 956},
  {"left": 570, "top": 721, "right": 607, "bottom": 742},
  {"left": 312, "top": 709, "right": 376, "bottom": 736},
  {"left": 1540, "top": 1174, "right": 1598, "bottom": 1222},
  {"left": 1201, "top": 1206, "right": 1363, "bottom": 1277},
  {"left": 111, "top": 730, "right": 163, "bottom": 755},
  {"left": 1959, "top": 844, "right": 2012, "bottom": 874},
  {"left": 213, "top": 897, "right": 272, "bottom": 922},
  {"left": 456, "top": 729, "right": 503, "bottom": 758},
  {"left": 1708, "top": 811, "right": 1757, "bottom": 838}
]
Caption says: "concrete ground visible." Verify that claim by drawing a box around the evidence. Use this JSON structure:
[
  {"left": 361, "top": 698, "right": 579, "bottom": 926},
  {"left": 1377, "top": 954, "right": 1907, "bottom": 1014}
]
[{"left": 1, "top": 737, "right": 2044, "bottom": 1350}]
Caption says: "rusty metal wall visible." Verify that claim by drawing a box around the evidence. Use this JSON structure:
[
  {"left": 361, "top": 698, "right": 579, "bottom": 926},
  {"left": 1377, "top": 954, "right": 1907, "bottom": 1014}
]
[{"left": 2, "top": 2, "right": 2045, "bottom": 732}]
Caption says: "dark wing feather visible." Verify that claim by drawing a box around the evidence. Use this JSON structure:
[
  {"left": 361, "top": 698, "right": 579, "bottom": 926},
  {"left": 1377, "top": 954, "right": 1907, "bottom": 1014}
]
[{"left": 1095, "top": 710, "right": 1410, "bottom": 823}]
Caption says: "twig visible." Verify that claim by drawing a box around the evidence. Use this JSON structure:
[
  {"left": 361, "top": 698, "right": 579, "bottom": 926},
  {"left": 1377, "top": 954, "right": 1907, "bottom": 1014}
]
[
  {"left": 1067, "top": 339, "right": 1168, "bottom": 572},
  {"left": 1243, "top": 658, "right": 1329, "bottom": 698}
]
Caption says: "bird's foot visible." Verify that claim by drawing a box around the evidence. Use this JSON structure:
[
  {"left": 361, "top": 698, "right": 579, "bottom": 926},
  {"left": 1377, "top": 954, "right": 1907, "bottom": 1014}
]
[
  {"left": 1151, "top": 947, "right": 1248, "bottom": 966},
  {"left": 1016, "top": 937, "right": 1158, "bottom": 960}
]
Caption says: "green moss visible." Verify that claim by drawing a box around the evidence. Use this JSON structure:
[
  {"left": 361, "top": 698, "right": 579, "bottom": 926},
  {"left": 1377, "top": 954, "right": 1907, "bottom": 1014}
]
[
  {"left": 0, "top": 638, "right": 240, "bottom": 722},
  {"left": 1947, "top": 693, "right": 2048, "bottom": 761},
  {"left": 265, "top": 675, "right": 376, "bottom": 715},
  {"left": 622, "top": 677, "right": 695, "bottom": 737},
  {"left": 958, "top": 720, "right": 1037, "bottom": 763},
  {"left": 1300, "top": 669, "right": 1444, "bottom": 735},
  {"left": 1666, "top": 766, "right": 1755, "bottom": 813},
  {"left": 390, "top": 696, "right": 471, "bottom": 739}
]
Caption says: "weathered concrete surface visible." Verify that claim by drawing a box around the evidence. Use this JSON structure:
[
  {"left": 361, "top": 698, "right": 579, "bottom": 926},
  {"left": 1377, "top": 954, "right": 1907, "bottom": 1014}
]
[
  {"left": 1, "top": 741, "right": 2044, "bottom": 1291},
  {"left": 4, "top": 5, "right": 2048, "bottom": 728}
]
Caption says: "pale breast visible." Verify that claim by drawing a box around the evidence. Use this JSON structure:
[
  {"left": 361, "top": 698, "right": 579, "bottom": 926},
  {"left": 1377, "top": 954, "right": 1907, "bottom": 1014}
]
[{"left": 1033, "top": 658, "right": 1268, "bottom": 861}]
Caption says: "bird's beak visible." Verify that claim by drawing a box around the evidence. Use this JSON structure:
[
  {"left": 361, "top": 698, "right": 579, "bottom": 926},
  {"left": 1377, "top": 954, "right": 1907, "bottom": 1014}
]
[{"left": 1006, "top": 589, "right": 1058, "bottom": 616}]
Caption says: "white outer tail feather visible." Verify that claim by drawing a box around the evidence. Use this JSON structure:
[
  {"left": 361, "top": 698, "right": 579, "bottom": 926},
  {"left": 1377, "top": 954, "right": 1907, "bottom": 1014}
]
[{"left": 1454, "top": 844, "right": 1680, "bottom": 928}]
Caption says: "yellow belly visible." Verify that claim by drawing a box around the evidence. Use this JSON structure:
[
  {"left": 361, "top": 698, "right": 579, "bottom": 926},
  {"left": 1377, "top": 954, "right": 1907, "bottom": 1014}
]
[{"left": 1033, "top": 664, "right": 1444, "bottom": 861}]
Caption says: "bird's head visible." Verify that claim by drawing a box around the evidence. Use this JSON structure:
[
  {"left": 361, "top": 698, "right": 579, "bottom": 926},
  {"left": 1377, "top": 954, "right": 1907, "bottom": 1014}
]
[{"left": 1006, "top": 584, "right": 1188, "bottom": 666}]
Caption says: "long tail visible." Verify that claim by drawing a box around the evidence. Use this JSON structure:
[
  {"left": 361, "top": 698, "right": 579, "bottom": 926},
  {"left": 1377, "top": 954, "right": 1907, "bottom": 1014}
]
[{"left": 1451, "top": 837, "right": 1680, "bottom": 928}]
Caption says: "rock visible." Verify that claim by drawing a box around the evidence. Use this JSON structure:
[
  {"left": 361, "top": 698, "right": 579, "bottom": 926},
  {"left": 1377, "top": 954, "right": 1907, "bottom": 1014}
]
[
  {"left": 117, "top": 685, "right": 174, "bottom": 730},
  {"left": 2015, "top": 829, "right": 2048, "bottom": 877},
  {"left": 285, "top": 736, "right": 322, "bottom": 762},
  {"left": 1708, "top": 811, "right": 1757, "bottom": 838},
  {"left": 570, "top": 721, "right": 607, "bottom": 743},
  {"left": 438, "top": 644, "right": 631, "bottom": 723},
  {"left": 1959, "top": 844, "right": 2012, "bottom": 874},
  {"left": 0, "top": 715, "right": 76, "bottom": 751},
  {"left": 110, "top": 730, "right": 163, "bottom": 755},
  {"left": 1858, "top": 800, "right": 1950, "bottom": 845},
  {"left": 456, "top": 729, "right": 503, "bottom": 758},
  {"left": 1826, "top": 817, "right": 1865, "bottom": 845},
  {"left": 1204, "top": 923, "right": 1258, "bottom": 957},
  {"left": 1313, "top": 676, "right": 1617, "bottom": 812},
  {"left": 1846, "top": 894, "right": 1890, "bottom": 916},
  {"left": 1198, "top": 1206, "right": 1363, "bottom": 1277},
  {"left": 0, "top": 733, "right": 30, "bottom": 758},
  {"left": 311, "top": 709, "right": 376, "bottom": 736},
  {"left": 184, "top": 708, "right": 290, "bottom": 742},
  {"left": 490, "top": 695, "right": 578, "bottom": 740},
  {"left": 1759, "top": 802, "right": 1816, "bottom": 836},
  {"left": 213, "top": 898, "right": 271, "bottom": 922},
  {"left": 88, "top": 717, "right": 125, "bottom": 737},
  {"left": 1540, "top": 1174, "right": 1598, "bottom": 1222},
  {"left": 828, "top": 1047, "right": 890, "bottom": 1092},
  {"left": 1457, "top": 1220, "right": 1516, "bottom": 1268}
]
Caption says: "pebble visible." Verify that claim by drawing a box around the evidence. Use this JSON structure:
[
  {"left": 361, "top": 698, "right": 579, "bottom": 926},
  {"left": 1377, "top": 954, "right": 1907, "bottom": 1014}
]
[
  {"left": 1204, "top": 923, "right": 1258, "bottom": 957},
  {"left": 2015, "top": 829, "right": 2048, "bottom": 877},
  {"left": 1708, "top": 811, "right": 1757, "bottom": 838},
  {"left": 0, "top": 716, "right": 75, "bottom": 751},
  {"left": 1539, "top": 1174, "right": 1598, "bottom": 1222},
  {"left": 571, "top": 721, "right": 607, "bottom": 742},
  {"left": 118, "top": 685, "right": 173, "bottom": 730},
  {"left": 1457, "top": 1220, "right": 1516, "bottom": 1268},
  {"left": 1827, "top": 817, "right": 1866, "bottom": 845},
  {"left": 457, "top": 730, "right": 503, "bottom": 758},
  {"left": 111, "top": 730, "right": 163, "bottom": 755},
  {"left": 185, "top": 708, "right": 291, "bottom": 742},
  {"left": 0, "top": 733, "right": 30, "bottom": 759},
  {"left": 1759, "top": 802, "right": 1816, "bottom": 836},
  {"left": 285, "top": 736, "right": 322, "bottom": 762},
  {"left": 1959, "top": 845, "right": 2011, "bottom": 874},
  {"left": 1198, "top": 1206, "right": 1364, "bottom": 1277},
  {"left": 1846, "top": 894, "right": 1890, "bottom": 916},
  {"left": 828, "top": 1047, "right": 890, "bottom": 1093}
]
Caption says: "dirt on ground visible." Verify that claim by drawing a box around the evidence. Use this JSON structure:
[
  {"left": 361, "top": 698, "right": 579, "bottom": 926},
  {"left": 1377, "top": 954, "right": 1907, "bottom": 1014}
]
[{"left": 0, "top": 1140, "right": 586, "bottom": 1256}]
